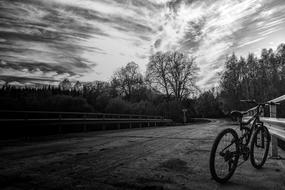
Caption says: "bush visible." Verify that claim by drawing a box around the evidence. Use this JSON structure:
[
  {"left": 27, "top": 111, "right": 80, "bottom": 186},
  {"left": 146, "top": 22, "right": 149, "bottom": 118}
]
[
  {"left": 105, "top": 97, "right": 131, "bottom": 114},
  {"left": 95, "top": 93, "right": 111, "bottom": 112},
  {"left": 131, "top": 100, "right": 157, "bottom": 115},
  {"left": 0, "top": 97, "right": 22, "bottom": 110},
  {"left": 156, "top": 100, "right": 183, "bottom": 122},
  {"left": 44, "top": 95, "right": 93, "bottom": 112}
]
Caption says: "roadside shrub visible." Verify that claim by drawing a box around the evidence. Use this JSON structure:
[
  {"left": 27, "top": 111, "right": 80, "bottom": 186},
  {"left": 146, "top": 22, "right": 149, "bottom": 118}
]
[
  {"left": 95, "top": 92, "right": 111, "bottom": 112},
  {"left": 156, "top": 100, "right": 183, "bottom": 122},
  {"left": 0, "top": 97, "right": 22, "bottom": 110},
  {"left": 105, "top": 97, "right": 131, "bottom": 114},
  {"left": 131, "top": 100, "right": 157, "bottom": 115},
  {"left": 44, "top": 95, "right": 93, "bottom": 112}
]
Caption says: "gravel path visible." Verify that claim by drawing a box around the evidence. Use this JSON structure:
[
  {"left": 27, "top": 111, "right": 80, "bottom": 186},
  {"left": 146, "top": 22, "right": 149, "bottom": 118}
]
[{"left": 0, "top": 119, "right": 284, "bottom": 190}]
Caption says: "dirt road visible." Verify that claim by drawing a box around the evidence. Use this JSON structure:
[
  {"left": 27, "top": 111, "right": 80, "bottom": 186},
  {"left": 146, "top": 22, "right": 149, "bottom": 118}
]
[{"left": 0, "top": 120, "right": 284, "bottom": 190}]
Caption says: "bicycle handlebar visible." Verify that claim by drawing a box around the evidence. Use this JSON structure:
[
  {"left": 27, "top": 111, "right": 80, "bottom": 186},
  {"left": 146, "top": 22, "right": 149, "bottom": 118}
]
[{"left": 267, "top": 101, "right": 280, "bottom": 105}]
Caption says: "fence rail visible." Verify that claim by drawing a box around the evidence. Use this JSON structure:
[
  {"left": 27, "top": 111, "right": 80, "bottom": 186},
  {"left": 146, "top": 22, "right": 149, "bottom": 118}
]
[
  {"left": 0, "top": 110, "right": 173, "bottom": 138},
  {"left": 260, "top": 117, "right": 285, "bottom": 141},
  {"left": 245, "top": 94, "right": 285, "bottom": 159},
  {"left": 0, "top": 110, "right": 164, "bottom": 119}
]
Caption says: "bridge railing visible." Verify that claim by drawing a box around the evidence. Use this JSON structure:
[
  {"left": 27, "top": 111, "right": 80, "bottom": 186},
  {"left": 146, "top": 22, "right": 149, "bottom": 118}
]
[
  {"left": 0, "top": 110, "right": 164, "bottom": 119},
  {"left": 0, "top": 110, "right": 173, "bottom": 137},
  {"left": 245, "top": 95, "right": 285, "bottom": 159}
]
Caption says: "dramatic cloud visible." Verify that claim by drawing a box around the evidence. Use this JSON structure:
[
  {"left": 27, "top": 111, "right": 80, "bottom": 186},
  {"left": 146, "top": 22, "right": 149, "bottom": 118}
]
[{"left": 1, "top": 0, "right": 285, "bottom": 89}]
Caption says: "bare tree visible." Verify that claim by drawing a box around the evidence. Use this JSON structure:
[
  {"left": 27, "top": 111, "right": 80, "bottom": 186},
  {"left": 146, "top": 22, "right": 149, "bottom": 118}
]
[
  {"left": 146, "top": 51, "right": 199, "bottom": 101},
  {"left": 59, "top": 78, "right": 71, "bottom": 90},
  {"left": 167, "top": 51, "right": 199, "bottom": 100},
  {"left": 112, "top": 61, "right": 143, "bottom": 99},
  {"left": 146, "top": 52, "right": 170, "bottom": 97},
  {"left": 73, "top": 81, "right": 83, "bottom": 91}
]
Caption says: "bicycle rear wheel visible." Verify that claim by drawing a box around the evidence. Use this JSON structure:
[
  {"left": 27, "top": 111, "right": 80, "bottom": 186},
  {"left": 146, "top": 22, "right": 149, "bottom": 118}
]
[
  {"left": 209, "top": 128, "right": 239, "bottom": 183},
  {"left": 250, "top": 126, "right": 270, "bottom": 169}
]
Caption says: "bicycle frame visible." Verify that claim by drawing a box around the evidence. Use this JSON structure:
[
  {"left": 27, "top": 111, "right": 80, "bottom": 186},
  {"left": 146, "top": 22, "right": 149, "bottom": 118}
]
[
  {"left": 221, "top": 104, "right": 265, "bottom": 158},
  {"left": 239, "top": 104, "right": 264, "bottom": 146}
]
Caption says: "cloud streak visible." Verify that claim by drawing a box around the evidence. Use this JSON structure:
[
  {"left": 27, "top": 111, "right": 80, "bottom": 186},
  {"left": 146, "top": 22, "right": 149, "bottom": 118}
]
[{"left": 0, "top": 0, "right": 285, "bottom": 88}]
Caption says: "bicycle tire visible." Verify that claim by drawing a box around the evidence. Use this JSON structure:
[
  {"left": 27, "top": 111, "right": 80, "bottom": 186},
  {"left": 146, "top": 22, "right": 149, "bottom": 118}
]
[
  {"left": 250, "top": 126, "right": 270, "bottom": 169},
  {"left": 209, "top": 128, "right": 239, "bottom": 183}
]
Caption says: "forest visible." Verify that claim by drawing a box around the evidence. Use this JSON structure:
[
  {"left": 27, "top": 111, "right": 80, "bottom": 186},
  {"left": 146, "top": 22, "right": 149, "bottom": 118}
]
[
  {"left": 220, "top": 43, "right": 285, "bottom": 116},
  {"left": 1, "top": 43, "right": 285, "bottom": 122}
]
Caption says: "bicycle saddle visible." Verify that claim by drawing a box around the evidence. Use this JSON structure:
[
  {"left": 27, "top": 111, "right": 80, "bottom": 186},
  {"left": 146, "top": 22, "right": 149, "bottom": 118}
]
[{"left": 230, "top": 110, "right": 247, "bottom": 118}]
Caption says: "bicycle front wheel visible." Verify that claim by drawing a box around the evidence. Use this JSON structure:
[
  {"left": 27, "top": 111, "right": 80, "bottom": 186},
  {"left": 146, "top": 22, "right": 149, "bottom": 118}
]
[
  {"left": 250, "top": 126, "right": 270, "bottom": 169},
  {"left": 209, "top": 128, "right": 239, "bottom": 183}
]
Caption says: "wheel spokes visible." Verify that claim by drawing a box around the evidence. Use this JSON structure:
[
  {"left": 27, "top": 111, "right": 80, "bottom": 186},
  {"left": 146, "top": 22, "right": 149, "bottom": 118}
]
[
  {"left": 215, "top": 133, "right": 237, "bottom": 178},
  {"left": 253, "top": 129, "right": 268, "bottom": 164}
]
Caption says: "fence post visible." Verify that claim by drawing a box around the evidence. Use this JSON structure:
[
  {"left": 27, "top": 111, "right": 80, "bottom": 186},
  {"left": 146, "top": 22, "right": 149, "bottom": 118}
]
[
  {"left": 270, "top": 104, "right": 277, "bottom": 118},
  {"left": 83, "top": 114, "right": 87, "bottom": 132},
  {"left": 102, "top": 114, "right": 106, "bottom": 130},
  {"left": 58, "top": 114, "right": 62, "bottom": 133},
  {"left": 260, "top": 106, "right": 264, "bottom": 117},
  {"left": 139, "top": 116, "right": 142, "bottom": 128},
  {"left": 117, "top": 115, "right": 121, "bottom": 129},
  {"left": 270, "top": 104, "right": 278, "bottom": 158},
  {"left": 24, "top": 112, "right": 29, "bottom": 140}
]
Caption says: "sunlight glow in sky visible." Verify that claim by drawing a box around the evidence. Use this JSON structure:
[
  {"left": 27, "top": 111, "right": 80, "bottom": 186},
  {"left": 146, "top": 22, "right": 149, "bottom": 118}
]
[{"left": 0, "top": 0, "right": 285, "bottom": 89}]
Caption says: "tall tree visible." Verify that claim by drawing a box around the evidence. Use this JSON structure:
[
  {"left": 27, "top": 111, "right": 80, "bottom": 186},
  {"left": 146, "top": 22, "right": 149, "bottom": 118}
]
[
  {"left": 111, "top": 62, "right": 143, "bottom": 100},
  {"left": 167, "top": 51, "right": 199, "bottom": 100},
  {"left": 59, "top": 78, "right": 71, "bottom": 91},
  {"left": 73, "top": 81, "right": 82, "bottom": 91},
  {"left": 276, "top": 43, "right": 285, "bottom": 93},
  {"left": 147, "top": 52, "right": 170, "bottom": 97},
  {"left": 146, "top": 51, "right": 199, "bottom": 101},
  {"left": 220, "top": 53, "right": 240, "bottom": 110}
]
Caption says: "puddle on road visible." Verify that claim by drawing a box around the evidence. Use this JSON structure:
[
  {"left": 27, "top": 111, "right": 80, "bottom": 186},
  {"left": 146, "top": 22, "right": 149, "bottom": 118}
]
[{"left": 159, "top": 158, "right": 188, "bottom": 172}]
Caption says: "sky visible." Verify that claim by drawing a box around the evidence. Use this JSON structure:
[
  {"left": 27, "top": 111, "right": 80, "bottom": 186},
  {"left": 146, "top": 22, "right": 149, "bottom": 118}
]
[{"left": 0, "top": 0, "right": 285, "bottom": 89}]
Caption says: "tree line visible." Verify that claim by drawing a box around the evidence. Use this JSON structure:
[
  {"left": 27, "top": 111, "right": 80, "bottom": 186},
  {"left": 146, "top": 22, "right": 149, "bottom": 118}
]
[
  {"left": 1, "top": 43, "right": 285, "bottom": 121},
  {"left": 220, "top": 43, "right": 285, "bottom": 116},
  {"left": 1, "top": 51, "right": 218, "bottom": 122}
]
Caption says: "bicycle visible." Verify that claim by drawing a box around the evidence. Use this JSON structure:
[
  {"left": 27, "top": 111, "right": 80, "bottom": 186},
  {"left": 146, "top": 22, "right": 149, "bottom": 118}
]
[{"left": 209, "top": 100, "right": 274, "bottom": 183}]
